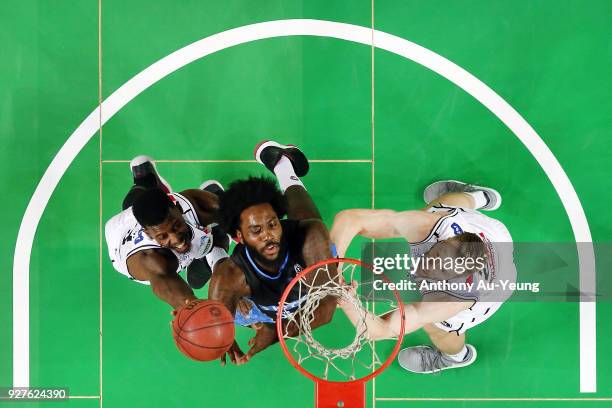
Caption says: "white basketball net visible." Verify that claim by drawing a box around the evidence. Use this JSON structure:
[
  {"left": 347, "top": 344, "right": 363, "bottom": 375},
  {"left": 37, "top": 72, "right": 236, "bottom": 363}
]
[{"left": 280, "top": 262, "right": 388, "bottom": 381}]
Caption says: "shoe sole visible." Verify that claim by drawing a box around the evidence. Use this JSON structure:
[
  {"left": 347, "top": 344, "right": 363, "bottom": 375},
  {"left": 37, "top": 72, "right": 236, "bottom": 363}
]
[
  {"left": 129, "top": 155, "right": 154, "bottom": 168},
  {"left": 199, "top": 179, "right": 224, "bottom": 192},
  {"left": 398, "top": 344, "right": 478, "bottom": 374},
  {"left": 130, "top": 155, "right": 172, "bottom": 193},
  {"left": 423, "top": 179, "right": 501, "bottom": 211},
  {"left": 254, "top": 140, "right": 309, "bottom": 177}
]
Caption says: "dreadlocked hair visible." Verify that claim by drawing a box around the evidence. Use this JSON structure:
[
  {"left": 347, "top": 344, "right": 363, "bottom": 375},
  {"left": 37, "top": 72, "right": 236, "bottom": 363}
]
[{"left": 218, "top": 176, "right": 287, "bottom": 234}]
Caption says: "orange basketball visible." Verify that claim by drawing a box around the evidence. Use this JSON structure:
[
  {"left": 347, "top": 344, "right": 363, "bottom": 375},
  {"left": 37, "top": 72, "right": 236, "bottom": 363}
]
[{"left": 172, "top": 299, "right": 235, "bottom": 361}]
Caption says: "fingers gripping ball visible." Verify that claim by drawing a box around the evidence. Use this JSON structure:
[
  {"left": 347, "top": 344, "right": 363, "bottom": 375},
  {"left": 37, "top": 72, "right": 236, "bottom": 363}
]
[{"left": 172, "top": 300, "right": 235, "bottom": 361}]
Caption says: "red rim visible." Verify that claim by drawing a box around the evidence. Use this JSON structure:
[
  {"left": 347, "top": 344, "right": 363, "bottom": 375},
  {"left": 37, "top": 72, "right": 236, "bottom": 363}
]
[{"left": 276, "top": 257, "right": 406, "bottom": 385}]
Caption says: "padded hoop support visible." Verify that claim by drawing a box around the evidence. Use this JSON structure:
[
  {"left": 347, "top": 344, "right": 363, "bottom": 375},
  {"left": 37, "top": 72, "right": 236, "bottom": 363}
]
[{"left": 316, "top": 381, "right": 364, "bottom": 408}]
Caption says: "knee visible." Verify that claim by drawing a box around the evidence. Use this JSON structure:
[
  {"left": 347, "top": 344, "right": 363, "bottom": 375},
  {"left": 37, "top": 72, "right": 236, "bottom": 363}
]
[{"left": 422, "top": 323, "right": 441, "bottom": 335}]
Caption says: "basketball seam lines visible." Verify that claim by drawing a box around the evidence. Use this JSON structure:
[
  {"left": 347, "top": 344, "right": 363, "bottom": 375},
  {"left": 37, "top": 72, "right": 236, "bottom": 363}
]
[
  {"left": 177, "top": 302, "right": 226, "bottom": 328},
  {"left": 178, "top": 321, "right": 234, "bottom": 333},
  {"left": 174, "top": 332, "right": 234, "bottom": 349}
]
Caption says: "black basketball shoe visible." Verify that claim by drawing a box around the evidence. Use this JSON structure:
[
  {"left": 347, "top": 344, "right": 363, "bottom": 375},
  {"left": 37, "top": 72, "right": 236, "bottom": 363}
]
[
  {"left": 199, "top": 179, "right": 224, "bottom": 196},
  {"left": 254, "top": 140, "right": 309, "bottom": 177},
  {"left": 129, "top": 155, "right": 172, "bottom": 193}
]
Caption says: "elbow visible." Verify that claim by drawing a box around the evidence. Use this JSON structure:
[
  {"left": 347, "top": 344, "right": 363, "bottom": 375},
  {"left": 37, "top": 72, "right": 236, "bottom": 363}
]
[
  {"left": 365, "top": 329, "right": 391, "bottom": 342},
  {"left": 333, "top": 210, "right": 358, "bottom": 227},
  {"left": 333, "top": 210, "right": 349, "bottom": 223},
  {"left": 331, "top": 210, "right": 363, "bottom": 238},
  {"left": 363, "top": 320, "right": 400, "bottom": 342}
]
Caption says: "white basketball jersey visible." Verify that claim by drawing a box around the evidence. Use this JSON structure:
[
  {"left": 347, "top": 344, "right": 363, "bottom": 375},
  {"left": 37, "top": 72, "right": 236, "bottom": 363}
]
[
  {"left": 411, "top": 205, "right": 516, "bottom": 334},
  {"left": 105, "top": 193, "right": 214, "bottom": 284}
]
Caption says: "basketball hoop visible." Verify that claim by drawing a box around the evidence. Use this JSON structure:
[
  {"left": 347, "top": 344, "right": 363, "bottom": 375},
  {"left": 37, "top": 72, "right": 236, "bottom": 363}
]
[{"left": 276, "top": 258, "right": 406, "bottom": 408}]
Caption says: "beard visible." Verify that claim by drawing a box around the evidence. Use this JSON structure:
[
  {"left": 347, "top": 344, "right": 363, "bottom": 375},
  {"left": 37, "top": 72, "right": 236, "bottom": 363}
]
[{"left": 245, "top": 239, "right": 286, "bottom": 270}]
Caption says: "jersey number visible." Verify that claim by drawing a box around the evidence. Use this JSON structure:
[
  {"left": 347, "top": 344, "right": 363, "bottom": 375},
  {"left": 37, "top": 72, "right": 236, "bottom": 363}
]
[{"left": 134, "top": 229, "right": 145, "bottom": 244}]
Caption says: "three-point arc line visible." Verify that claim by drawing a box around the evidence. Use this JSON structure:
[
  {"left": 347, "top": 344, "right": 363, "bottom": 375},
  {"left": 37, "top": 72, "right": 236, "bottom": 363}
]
[{"left": 12, "top": 19, "right": 596, "bottom": 393}]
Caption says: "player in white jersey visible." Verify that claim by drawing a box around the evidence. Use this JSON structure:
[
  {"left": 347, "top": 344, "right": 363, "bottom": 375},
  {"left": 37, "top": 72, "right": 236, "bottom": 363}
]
[
  {"left": 104, "top": 156, "right": 229, "bottom": 310},
  {"left": 330, "top": 180, "right": 516, "bottom": 373}
]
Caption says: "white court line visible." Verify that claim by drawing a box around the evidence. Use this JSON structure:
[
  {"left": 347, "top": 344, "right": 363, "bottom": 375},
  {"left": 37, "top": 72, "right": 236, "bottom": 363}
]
[
  {"left": 97, "top": 1, "right": 103, "bottom": 407},
  {"left": 12, "top": 19, "right": 596, "bottom": 392},
  {"left": 370, "top": 2, "right": 377, "bottom": 408}
]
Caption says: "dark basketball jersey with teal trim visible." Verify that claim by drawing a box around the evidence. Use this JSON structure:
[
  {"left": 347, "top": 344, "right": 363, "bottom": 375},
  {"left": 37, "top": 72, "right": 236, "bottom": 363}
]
[{"left": 230, "top": 219, "right": 306, "bottom": 321}]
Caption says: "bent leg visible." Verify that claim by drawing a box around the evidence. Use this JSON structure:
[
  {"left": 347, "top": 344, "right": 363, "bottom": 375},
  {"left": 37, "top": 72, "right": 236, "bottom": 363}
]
[
  {"left": 422, "top": 180, "right": 501, "bottom": 211},
  {"left": 424, "top": 192, "right": 475, "bottom": 211},
  {"left": 423, "top": 323, "right": 465, "bottom": 355},
  {"left": 285, "top": 185, "right": 322, "bottom": 221},
  {"left": 398, "top": 324, "right": 475, "bottom": 373},
  {"left": 254, "top": 141, "right": 322, "bottom": 220},
  {"left": 272, "top": 153, "right": 321, "bottom": 220}
]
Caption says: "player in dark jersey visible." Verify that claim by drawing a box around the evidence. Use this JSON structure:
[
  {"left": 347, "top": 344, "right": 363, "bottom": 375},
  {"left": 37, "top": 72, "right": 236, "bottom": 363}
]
[{"left": 208, "top": 141, "right": 337, "bottom": 365}]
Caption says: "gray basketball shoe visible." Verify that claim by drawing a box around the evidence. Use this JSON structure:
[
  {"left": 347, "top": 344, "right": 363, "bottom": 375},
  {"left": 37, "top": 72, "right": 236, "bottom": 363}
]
[
  {"left": 423, "top": 180, "right": 502, "bottom": 211},
  {"left": 397, "top": 344, "right": 477, "bottom": 374}
]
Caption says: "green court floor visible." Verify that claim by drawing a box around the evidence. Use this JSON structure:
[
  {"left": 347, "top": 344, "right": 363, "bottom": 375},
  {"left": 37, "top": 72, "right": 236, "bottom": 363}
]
[{"left": 1, "top": 1, "right": 611, "bottom": 407}]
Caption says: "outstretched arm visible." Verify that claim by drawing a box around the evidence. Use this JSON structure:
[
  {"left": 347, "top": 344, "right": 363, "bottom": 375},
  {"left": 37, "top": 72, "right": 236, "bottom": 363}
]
[
  {"left": 208, "top": 259, "right": 251, "bottom": 315},
  {"left": 126, "top": 249, "right": 197, "bottom": 310},
  {"left": 208, "top": 259, "right": 254, "bottom": 365},
  {"left": 338, "top": 290, "right": 472, "bottom": 340},
  {"left": 292, "top": 219, "right": 338, "bottom": 334},
  {"left": 330, "top": 209, "right": 434, "bottom": 257}
]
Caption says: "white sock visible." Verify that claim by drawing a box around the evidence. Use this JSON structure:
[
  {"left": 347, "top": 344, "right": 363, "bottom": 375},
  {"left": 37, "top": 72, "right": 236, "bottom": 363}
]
[
  {"left": 466, "top": 191, "right": 488, "bottom": 209},
  {"left": 205, "top": 246, "right": 229, "bottom": 271},
  {"left": 273, "top": 156, "right": 305, "bottom": 193},
  {"left": 444, "top": 345, "right": 468, "bottom": 362}
]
